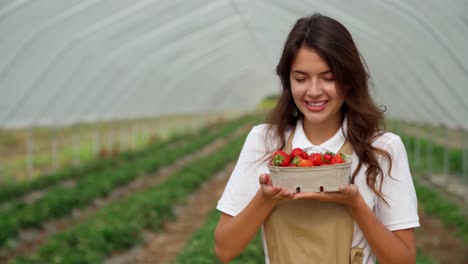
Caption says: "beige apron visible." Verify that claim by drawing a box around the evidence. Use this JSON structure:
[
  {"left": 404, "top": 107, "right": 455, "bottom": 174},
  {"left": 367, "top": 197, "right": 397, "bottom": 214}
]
[{"left": 264, "top": 129, "right": 363, "bottom": 264}]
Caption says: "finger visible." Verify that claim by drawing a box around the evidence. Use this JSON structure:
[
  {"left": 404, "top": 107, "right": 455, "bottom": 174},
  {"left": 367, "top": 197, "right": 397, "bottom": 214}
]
[
  {"left": 267, "top": 186, "right": 282, "bottom": 197},
  {"left": 259, "top": 174, "right": 270, "bottom": 185},
  {"left": 294, "top": 192, "right": 320, "bottom": 200},
  {"left": 283, "top": 193, "right": 294, "bottom": 200},
  {"left": 339, "top": 184, "right": 358, "bottom": 195},
  {"left": 294, "top": 190, "right": 319, "bottom": 198},
  {"left": 294, "top": 192, "right": 337, "bottom": 202},
  {"left": 281, "top": 189, "right": 292, "bottom": 197},
  {"left": 339, "top": 184, "right": 348, "bottom": 193},
  {"left": 273, "top": 188, "right": 290, "bottom": 200},
  {"left": 271, "top": 185, "right": 281, "bottom": 193}
]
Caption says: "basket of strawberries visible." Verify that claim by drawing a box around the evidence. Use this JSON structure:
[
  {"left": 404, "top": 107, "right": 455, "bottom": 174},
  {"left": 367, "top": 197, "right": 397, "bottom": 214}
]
[{"left": 267, "top": 148, "right": 352, "bottom": 193}]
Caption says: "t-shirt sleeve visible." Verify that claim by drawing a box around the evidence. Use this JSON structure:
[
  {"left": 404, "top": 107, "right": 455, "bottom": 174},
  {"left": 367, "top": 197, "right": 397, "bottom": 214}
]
[
  {"left": 375, "top": 134, "right": 420, "bottom": 231},
  {"left": 216, "top": 125, "right": 270, "bottom": 217}
]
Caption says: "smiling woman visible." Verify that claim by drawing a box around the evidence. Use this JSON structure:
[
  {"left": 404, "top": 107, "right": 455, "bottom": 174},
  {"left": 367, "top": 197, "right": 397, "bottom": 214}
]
[{"left": 214, "top": 13, "right": 419, "bottom": 264}]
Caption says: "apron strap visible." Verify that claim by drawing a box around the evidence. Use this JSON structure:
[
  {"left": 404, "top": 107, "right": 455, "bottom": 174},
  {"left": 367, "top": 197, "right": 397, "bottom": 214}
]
[
  {"left": 283, "top": 126, "right": 296, "bottom": 154},
  {"left": 339, "top": 140, "right": 353, "bottom": 156}
]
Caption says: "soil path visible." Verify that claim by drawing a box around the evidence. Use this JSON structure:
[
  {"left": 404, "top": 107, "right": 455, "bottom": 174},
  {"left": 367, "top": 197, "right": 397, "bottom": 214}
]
[{"left": 416, "top": 212, "right": 468, "bottom": 264}]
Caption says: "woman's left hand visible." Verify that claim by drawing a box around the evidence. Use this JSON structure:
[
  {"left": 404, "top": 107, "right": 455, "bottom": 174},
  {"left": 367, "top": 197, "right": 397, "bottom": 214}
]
[{"left": 293, "top": 184, "right": 361, "bottom": 209}]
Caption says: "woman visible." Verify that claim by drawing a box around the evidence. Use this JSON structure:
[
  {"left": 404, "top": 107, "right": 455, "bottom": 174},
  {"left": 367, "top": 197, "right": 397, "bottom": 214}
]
[{"left": 214, "top": 13, "right": 419, "bottom": 264}]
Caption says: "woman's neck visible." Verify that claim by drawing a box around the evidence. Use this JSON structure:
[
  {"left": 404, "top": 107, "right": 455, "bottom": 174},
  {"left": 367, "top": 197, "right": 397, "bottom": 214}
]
[{"left": 302, "top": 116, "right": 342, "bottom": 145}]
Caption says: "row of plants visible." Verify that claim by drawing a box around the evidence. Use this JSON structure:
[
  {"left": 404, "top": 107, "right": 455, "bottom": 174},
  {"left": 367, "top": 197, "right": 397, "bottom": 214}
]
[
  {"left": 4, "top": 137, "right": 96, "bottom": 179},
  {"left": 401, "top": 133, "right": 468, "bottom": 243},
  {"left": 401, "top": 134, "right": 466, "bottom": 177},
  {"left": 0, "top": 117, "right": 249, "bottom": 205},
  {"left": 0, "top": 115, "right": 255, "bottom": 248},
  {"left": 175, "top": 209, "right": 264, "bottom": 264},
  {"left": 0, "top": 157, "right": 117, "bottom": 205},
  {"left": 0, "top": 114, "right": 215, "bottom": 184},
  {"left": 413, "top": 176, "right": 468, "bottom": 244},
  {"left": 12, "top": 130, "right": 249, "bottom": 263}
]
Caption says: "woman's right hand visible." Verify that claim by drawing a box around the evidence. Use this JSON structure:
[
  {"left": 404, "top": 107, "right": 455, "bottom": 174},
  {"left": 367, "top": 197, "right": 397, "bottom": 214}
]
[
  {"left": 259, "top": 173, "right": 294, "bottom": 201},
  {"left": 215, "top": 175, "right": 293, "bottom": 263}
]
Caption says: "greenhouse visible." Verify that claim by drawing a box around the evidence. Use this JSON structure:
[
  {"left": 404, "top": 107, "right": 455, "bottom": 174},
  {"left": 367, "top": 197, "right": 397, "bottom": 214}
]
[{"left": 0, "top": 0, "right": 467, "bottom": 263}]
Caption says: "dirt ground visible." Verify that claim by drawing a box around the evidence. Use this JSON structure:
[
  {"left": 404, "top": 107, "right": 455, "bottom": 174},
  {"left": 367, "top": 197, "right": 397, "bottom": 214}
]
[{"left": 415, "top": 212, "right": 468, "bottom": 264}]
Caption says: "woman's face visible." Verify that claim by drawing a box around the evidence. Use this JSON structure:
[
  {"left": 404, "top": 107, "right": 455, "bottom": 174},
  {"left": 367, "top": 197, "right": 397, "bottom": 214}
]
[{"left": 290, "top": 46, "right": 344, "bottom": 130}]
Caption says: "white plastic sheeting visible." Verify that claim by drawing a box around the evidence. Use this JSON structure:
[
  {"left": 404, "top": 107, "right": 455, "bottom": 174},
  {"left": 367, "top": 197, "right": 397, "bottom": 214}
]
[{"left": 0, "top": 0, "right": 467, "bottom": 129}]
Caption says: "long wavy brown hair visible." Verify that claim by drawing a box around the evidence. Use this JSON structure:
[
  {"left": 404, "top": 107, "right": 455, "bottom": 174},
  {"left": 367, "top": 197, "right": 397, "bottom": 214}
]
[{"left": 266, "top": 13, "right": 392, "bottom": 202}]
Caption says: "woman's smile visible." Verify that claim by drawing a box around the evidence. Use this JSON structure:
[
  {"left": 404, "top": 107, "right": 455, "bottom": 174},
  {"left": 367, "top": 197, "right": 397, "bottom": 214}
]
[{"left": 304, "top": 100, "right": 329, "bottom": 112}]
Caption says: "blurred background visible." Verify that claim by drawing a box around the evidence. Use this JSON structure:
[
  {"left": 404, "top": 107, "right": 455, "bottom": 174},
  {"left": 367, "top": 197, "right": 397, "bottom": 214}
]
[{"left": 0, "top": 0, "right": 466, "bottom": 263}]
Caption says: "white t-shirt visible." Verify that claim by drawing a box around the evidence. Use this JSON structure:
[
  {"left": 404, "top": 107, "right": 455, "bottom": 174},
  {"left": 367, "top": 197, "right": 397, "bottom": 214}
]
[{"left": 216, "top": 120, "right": 420, "bottom": 264}]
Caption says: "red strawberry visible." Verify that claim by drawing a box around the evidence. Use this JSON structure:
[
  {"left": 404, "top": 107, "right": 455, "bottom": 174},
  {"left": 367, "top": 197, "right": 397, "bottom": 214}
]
[
  {"left": 330, "top": 153, "right": 346, "bottom": 164},
  {"left": 308, "top": 153, "right": 323, "bottom": 166},
  {"left": 271, "top": 150, "right": 291, "bottom": 166},
  {"left": 291, "top": 156, "right": 303, "bottom": 166},
  {"left": 323, "top": 152, "right": 334, "bottom": 164},
  {"left": 290, "top": 148, "right": 308, "bottom": 159}
]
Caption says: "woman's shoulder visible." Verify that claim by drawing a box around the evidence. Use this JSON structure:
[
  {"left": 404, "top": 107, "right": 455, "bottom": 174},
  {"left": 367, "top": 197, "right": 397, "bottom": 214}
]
[
  {"left": 372, "top": 131, "right": 406, "bottom": 153},
  {"left": 246, "top": 123, "right": 293, "bottom": 151},
  {"left": 249, "top": 123, "right": 293, "bottom": 139},
  {"left": 243, "top": 123, "right": 270, "bottom": 145},
  {"left": 250, "top": 123, "right": 270, "bottom": 134},
  {"left": 248, "top": 123, "right": 276, "bottom": 145}
]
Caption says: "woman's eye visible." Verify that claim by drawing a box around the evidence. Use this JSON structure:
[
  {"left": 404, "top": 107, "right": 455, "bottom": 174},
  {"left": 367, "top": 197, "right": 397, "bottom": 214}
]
[
  {"left": 323, "top": 77, "right": 334, "bottom": 82},
  {"left": 295, "top": 78, "right": 306, "bottom": 83}
]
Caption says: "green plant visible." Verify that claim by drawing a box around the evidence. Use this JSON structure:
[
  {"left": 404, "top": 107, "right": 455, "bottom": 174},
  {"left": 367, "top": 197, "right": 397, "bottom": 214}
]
[
  {"left": 1, "top": 116, "right": 256, "bottom": 248},
  {"left": 12, "top": 131, "right": 248, "bottom": 263},
  {"left": 413, "top": 177, "right": 468, "bottom": 243},
  {"left": 176, "top": 210, "right": 264, "bottom": 264}
]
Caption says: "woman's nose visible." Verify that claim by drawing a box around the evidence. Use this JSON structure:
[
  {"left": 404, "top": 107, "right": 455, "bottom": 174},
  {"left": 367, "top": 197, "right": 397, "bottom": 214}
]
[{"left": 306, "top": 79, "right": 322, "bottom": 97}]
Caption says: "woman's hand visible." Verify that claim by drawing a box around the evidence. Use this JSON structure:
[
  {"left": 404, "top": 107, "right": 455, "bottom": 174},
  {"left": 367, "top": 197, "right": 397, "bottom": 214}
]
[
  {"left": 259, "top": 173, "right": 294, "bottom": 201},
  {"left": 293, "top": 184, "right": 361, "bottom": 209}
]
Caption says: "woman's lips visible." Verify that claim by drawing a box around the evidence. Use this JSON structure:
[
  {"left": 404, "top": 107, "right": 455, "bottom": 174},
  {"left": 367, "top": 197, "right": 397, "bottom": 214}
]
[{"left": 304, "top": 100, "right": 328, "bottom": 112}]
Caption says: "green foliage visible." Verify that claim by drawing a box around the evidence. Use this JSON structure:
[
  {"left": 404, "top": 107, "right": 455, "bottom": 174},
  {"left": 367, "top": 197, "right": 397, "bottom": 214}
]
[
  {"left": 257, "top": 94, "right": 280, "bottom": 111},
  {"left": 413, "top": 177, "right": 468, "bottom": 244},
  {"left": 415, "top": 248, "right": 438, "bottom": 264},
  {"left": 400, "top": 135, "right": 465, "bottom": 176},
  {"left": 12, "top": 131, "right": 248, "bottom": 263},
  {"left": 401, "top": 133, "right": 468, "bottom": 243},
  {"left": 0, "top": 115, "right": 256, "bottom": 248},
  {"left": 176, "top": 210, "right": 264, "bottom": 264},
  {"left": 0, "top": 115, "right": 258, "bottom": 204},
  {"left": 0, "top": 158, "right": 117, "bottom": 204}
]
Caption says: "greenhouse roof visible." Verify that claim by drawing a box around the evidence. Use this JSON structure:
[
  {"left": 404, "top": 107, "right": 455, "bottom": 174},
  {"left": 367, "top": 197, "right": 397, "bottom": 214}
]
[{"left": 0, "top": 0, "right": 467, "bottom": 129}]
